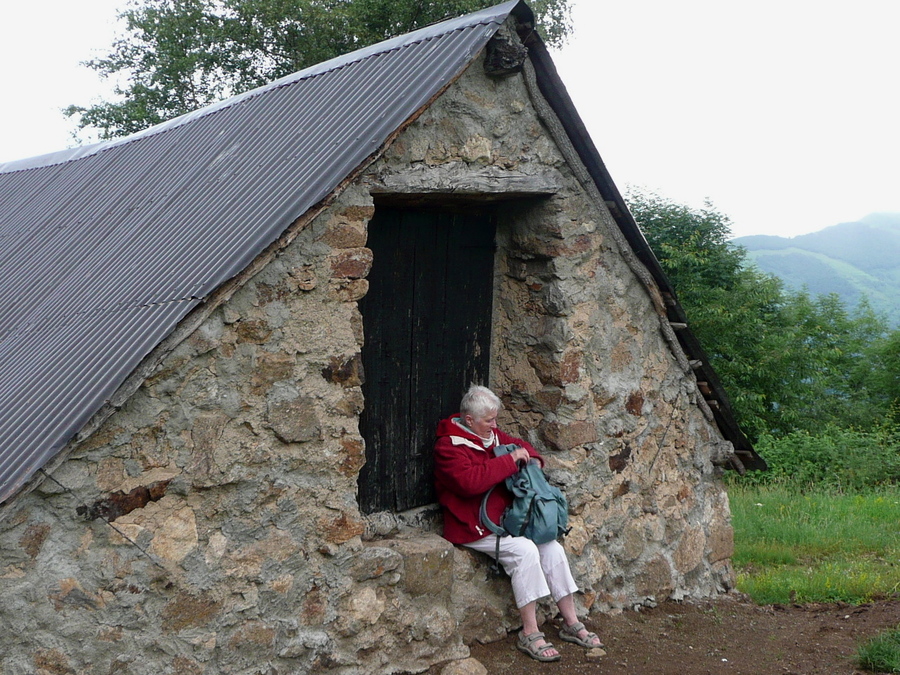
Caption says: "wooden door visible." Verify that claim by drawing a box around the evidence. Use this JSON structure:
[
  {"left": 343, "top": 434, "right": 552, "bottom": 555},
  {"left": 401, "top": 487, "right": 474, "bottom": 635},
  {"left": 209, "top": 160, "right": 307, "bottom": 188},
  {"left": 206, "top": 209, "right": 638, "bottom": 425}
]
[{"left": 358, "top": 206, "right": 495, "bottom": 513}]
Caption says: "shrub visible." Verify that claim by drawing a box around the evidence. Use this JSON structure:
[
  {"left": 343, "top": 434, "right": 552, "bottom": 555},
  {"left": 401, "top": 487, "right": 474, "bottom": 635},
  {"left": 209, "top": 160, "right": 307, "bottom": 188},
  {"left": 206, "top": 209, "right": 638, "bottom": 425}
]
[{"left": 737, "top": 417, "right": 900, "bottom": 491}]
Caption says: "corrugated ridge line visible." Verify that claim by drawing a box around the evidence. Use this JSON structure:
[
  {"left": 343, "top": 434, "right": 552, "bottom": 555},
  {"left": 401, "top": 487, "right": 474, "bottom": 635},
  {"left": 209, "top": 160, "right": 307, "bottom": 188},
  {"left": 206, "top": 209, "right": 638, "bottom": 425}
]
[
  {"left": 0, "top": 300, "right": 192, "bottom": 416},
  {"left": 0, "top": 320, "right": 184, "bottom": 497},
  {"left": 5, "top": 131, "right": 241, "bottom": 325},
  {"left": 199, "top": 28, "right": 483, "bottom": 293},
  {"left": 0, "top": 49, "right": 390, "bottom": 333},
  {"left": 0, "top": 303, "right": 192, "bottom": 469},
  {"left": 93, "top": 54, "right": 396, "bottom": 304},
  {"left": 0, "top": 166, "right": 57, "bottom": 236},
  {"left": 185, "top": 29, "right": 473, "bottom": 296},
  {"left": 124, "top": 30, "right": 466, "bottom": 301},
  {"left": 0, "top": 80, "right": 286, "bottom": 293},
  {"left": 0, "top": 0, "right": 518, "bottom": 175},
  {"left": 0, "top": 112, "right": 255, "bottom": 336},
  {"left": 0, "top": 143, "right": 186, "bottom": 335},
  {"left": 0, "top": 145, "right": 151, "bottom": 256}
]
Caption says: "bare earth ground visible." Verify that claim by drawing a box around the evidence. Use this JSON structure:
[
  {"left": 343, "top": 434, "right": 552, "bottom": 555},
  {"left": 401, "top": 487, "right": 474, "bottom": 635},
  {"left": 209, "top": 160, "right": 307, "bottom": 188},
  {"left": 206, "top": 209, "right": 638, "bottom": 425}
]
[{"left": 439, "top": 595, "right": 900, "bottom": 675}]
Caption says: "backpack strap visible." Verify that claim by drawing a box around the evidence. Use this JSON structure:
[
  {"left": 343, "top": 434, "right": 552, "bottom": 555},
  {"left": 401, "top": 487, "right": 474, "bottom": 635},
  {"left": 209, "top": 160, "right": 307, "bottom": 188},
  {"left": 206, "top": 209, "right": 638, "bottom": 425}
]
[
  {"left": 478, "top": 443, "right": 520, "bottom": 577},
  {"left": 479, "top": 485, "right": 507, "bottom": 537},
  {"left": 477, "top": 487, "right": 506, "bottom": 576},
  {"left": 478, "top": 443, "right": 520, "bottom": 537}
]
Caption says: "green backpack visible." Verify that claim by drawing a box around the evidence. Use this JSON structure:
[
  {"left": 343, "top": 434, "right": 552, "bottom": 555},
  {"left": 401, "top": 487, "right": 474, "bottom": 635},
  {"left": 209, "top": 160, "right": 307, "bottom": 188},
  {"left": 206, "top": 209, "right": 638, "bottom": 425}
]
[{"left": 479, "top": 444, "right": 569, "bottom": 569}]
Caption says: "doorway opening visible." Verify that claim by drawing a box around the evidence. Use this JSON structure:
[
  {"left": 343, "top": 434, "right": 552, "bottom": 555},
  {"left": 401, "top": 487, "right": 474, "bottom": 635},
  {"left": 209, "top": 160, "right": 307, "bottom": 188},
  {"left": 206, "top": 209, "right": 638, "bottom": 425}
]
[{"left": 358, "top": 205, "right": 496, "bottom": 513}]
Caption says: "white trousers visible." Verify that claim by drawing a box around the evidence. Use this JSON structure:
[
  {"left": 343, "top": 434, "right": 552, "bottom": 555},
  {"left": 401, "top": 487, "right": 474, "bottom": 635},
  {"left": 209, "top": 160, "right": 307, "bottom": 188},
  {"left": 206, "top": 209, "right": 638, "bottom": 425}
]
[{"left": 464, "top": 535, "right": 579, "bottom": 609}]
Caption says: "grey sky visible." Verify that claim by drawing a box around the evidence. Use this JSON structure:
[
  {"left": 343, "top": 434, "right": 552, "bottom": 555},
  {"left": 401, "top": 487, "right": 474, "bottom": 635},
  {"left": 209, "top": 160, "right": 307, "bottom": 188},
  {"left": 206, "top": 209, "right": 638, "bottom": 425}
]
[{"left": 2, "top": 0, "right": 897, "bottom": 238}]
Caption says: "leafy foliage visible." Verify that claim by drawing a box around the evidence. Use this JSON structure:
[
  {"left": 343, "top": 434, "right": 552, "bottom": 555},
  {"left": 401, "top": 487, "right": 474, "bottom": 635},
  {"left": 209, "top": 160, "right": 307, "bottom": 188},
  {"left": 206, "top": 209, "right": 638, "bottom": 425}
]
[
  {"left": 738, "top": 419, "right": 900, "bottom": 491},
  {"left": 66, "top": 0, "right": 573, "bottom": 139},
  {"left": 869, "top": 331, "right": 900, "bottom": 406},
  {"left": 627, "top": 189, "right": 899, "bottom": 440}
]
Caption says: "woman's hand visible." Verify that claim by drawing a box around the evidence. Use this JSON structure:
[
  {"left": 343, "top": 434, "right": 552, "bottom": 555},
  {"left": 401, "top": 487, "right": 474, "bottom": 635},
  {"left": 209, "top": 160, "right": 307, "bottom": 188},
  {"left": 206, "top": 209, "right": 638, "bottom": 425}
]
[{"left": 508, "top": 446, "right": 531, "bottom": 465}]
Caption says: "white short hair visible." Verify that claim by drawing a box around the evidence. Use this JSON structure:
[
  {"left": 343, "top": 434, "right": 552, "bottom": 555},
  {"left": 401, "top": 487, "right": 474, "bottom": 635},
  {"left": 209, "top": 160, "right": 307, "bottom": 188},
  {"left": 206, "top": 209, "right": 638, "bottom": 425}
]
[{"left": 460, "top": 384, "right": 501, "bottom": 420}]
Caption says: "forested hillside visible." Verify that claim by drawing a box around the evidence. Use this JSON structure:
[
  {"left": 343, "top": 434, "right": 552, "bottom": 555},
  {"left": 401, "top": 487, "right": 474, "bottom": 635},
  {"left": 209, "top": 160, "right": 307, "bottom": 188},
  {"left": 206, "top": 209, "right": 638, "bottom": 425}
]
[
  {"left": 627, "top": 190, "right": 900, "bottom": 445},
  {"left": 734, "top": 213, "right": 900, "bottom": 326}
]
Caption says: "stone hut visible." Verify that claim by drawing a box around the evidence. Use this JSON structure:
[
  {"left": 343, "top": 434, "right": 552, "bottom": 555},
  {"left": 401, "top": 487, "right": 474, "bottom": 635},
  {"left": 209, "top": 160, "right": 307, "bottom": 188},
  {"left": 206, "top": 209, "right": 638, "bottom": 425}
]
[{"left": 0, "top": 2, "right": 764, "bottom": 673}]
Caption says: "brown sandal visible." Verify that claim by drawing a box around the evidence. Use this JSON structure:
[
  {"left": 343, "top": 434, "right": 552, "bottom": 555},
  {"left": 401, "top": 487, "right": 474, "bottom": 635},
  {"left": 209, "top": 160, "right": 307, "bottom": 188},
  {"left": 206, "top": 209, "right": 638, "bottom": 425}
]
[{"left": 517, "top": 631, "right": 561, "bottom": 662}]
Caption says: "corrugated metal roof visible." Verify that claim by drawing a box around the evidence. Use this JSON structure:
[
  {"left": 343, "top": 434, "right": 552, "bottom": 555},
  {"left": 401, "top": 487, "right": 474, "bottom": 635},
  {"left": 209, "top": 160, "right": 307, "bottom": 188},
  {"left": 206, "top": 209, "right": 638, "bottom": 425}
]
[
  {"left": 0, "top": 1, "right": 522, "bottom": 504},
  {"left": 0, "top": 0, "right": 762, "bottom": 505}
]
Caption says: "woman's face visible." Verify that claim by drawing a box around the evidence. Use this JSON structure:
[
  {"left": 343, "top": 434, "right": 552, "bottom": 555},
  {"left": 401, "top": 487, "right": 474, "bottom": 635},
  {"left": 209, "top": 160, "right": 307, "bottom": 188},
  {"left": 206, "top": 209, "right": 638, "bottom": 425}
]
[{"left": 466, "top": 410, "right": 498, "bottom": 438}]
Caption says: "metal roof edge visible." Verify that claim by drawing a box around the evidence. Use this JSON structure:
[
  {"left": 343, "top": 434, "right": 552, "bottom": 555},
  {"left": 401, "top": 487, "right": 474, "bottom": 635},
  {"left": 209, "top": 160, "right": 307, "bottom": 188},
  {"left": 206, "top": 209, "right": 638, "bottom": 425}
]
[
  {"left": 520, "top": 28, "right": 766, "bottom": 472},
  {"left": 0, "top": 0, "right": 521, "bottom": 176}
]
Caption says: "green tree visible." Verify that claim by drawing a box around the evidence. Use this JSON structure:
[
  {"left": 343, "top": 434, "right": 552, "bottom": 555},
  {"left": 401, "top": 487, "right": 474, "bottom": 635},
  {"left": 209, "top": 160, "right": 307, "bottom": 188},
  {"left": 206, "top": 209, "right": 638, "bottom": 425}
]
[
  {"left": 66, "top": 0, "right": 573, "bottom": 139},
  {"left": 867, "top": 328, "right": 900, "bottom": 408},
  {"left": 627, "top": 189, "right": 892, "bottom": 439},
  {"left": 628, "top": 190, "right": 791, "bottom": 437},
  {"left": 779, "top": 293, "right": 888, "bottom": 427}
]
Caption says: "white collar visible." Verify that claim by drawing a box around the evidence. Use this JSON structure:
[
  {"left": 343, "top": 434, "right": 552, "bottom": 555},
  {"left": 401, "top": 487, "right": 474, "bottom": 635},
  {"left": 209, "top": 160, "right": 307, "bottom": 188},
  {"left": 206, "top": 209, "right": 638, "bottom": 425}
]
[{"left": 452, "top": 418, "right": 496, "bottom": 447}]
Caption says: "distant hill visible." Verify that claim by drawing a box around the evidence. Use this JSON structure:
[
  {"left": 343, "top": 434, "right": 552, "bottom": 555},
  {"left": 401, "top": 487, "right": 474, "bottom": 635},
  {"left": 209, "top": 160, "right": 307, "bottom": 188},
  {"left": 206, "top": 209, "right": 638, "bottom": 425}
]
[{"left": 733, "top": 213, "right": 900, "bottom": 327}]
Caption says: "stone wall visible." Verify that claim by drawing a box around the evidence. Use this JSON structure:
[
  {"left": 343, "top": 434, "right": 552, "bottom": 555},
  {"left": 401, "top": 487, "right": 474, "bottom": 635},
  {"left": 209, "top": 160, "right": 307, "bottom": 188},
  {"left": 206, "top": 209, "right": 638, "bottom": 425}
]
[{"left": 0, "top": 30, "right": 735, "bottom": 675}]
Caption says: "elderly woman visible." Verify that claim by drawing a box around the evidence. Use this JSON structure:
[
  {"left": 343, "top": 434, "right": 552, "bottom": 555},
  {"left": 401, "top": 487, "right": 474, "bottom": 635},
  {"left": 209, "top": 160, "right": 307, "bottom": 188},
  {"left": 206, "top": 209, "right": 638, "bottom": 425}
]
[{"left": 434, "top": 384, "right": 602, "bottom": 662}]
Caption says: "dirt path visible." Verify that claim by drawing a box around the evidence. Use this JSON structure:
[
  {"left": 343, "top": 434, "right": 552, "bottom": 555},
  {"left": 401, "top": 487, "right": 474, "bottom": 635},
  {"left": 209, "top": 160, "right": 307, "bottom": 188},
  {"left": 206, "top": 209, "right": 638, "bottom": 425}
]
[{"left": 449, "top": 594, "right": 900, "bottom": 674}]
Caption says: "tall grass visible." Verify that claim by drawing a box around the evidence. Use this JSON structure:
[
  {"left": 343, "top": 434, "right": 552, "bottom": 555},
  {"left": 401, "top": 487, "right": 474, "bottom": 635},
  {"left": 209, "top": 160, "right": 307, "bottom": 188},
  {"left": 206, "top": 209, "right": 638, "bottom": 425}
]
[
  {"left": 727, "top": 417, "right": 900, "bottom": 671},
  {"left": 858, "top": 627, "right": 900, "bottom": 673},
  {"left": 729, "top": 483, "right": 900, "bottom": 604}
]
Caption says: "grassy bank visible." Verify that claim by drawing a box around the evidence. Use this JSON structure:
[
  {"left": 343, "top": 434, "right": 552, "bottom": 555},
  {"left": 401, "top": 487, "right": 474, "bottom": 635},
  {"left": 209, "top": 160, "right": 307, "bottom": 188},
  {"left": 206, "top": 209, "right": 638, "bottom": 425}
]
[{"left": 728, "top": 483, "right": 900, "bottom": 605}]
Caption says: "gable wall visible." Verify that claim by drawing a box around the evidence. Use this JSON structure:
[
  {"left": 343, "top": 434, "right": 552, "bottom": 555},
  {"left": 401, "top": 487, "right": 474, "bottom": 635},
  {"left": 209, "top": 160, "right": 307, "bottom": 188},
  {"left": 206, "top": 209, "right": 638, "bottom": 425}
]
[
  {"left": 0, "top": 34, "right": 734, "bottom": 675},
  {"left": 367, "top": 33, "right": 736, "bottom": 613}
]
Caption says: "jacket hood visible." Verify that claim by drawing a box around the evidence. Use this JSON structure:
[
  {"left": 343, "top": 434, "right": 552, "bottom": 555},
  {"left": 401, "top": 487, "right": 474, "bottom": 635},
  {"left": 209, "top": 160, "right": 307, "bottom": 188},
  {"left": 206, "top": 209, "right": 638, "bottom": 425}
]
[{"left": 436, "top": 415, "right": 468, "bottom": 439}]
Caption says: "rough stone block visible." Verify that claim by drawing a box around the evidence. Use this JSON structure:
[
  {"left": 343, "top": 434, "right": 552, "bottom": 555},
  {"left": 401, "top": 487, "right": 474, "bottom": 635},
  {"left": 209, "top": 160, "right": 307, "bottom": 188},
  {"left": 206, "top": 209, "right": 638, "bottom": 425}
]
[
  {"left": 329, "top": 278, "right": 369, "bottom": 302},
  {"left": 251, "top": 352, "right": 296, "bottom": 394},
  {"left": 344, "top": 545, "right": 403, "bottom": 582},
  {"left": 266, "top": 396, "right": 321, "bottom": 443},
  {"left": 18, "top": 523, "right": 50, "bottom": 559},
  {"left": 540, "top": 420, "right": 598, "bottom": 452},
  {"left": 625, "top": 391, "right": 644, "bottom": 416},
  {"left": 708, "top": 514, "right": 735, "bottom": 564},
  {"left": 322, "top": 222, "right": 368, "bottom": 249},
  {"left": 321, "top": 354, "right": 363, "bottom": 387},
  {"left": 328, "top": 247, "right": 373, "bottom": 279},
  {"left": 161, "top": 592, "right": 222, "bottom": 632},
  {"left": 673, "top": 525, "right": 705, "bottom": 575},
  {"left": 441, "top": 657, "right": 488, "bottom": 675},
  {"left": 450, "top": 546, "right": 516, "bottom": 644},
  {"left": 322, "top": 512, "right": 366, "bottom": 544},
  {"left": 634, "top": 556, "right": 674, "bottom": 600},
  {"left": 235, "top": 319, "right": 273, "bottom": 344},
  {"left": 337, "top": 434, "right": 365, "bottom": 477},
  {"left": 384, "top": 535, "right": 454, "bottom": 599}
]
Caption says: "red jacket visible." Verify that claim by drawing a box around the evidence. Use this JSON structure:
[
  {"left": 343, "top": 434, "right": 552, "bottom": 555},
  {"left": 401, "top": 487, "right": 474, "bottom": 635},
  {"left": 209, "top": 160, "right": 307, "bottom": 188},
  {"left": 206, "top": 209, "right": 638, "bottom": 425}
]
[{"left": 433, "top": 415, "right": 543, "bottom": 544}]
